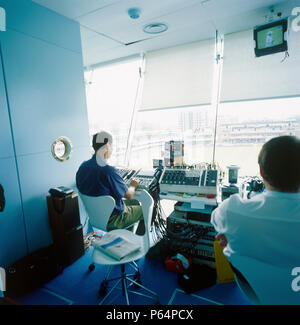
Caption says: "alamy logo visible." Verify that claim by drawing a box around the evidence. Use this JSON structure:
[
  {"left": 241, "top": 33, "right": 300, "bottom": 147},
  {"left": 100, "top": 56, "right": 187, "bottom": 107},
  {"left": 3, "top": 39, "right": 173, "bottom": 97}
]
[
  {"left": 0, "top": 267, "right": 6, "bottom": 293},
  {"left": 0, "top": 7, "right": 6, "bottom": 32},
  {"left": 291, "top": 7, "right": 300, "bottom": 32},
  {"left": 291, "top": 267, "right": 300, "bottom": 292}
]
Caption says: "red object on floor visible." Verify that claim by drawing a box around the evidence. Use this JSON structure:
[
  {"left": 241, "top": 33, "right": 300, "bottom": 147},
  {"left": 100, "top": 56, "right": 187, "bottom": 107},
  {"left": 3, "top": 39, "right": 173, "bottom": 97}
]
[{"left": 165, "top": 255, "right": 192, "bottom": 273}]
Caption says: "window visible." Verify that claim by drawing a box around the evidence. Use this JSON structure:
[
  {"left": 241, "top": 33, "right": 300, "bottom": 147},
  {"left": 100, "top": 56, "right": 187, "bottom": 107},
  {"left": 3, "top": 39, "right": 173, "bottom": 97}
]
[
  {"left": 84, "top": 36, "right": 300, "bottom": 178},
  {"left": 84, "top": 58, "right": 140, "bottom": 166},
  {"left": 215, "top": 97, "right": 300, "bottom": 176},
  {"left": 128, "top": 97, "right": 300, "bottom": 176},
  {"left": 129, "top": 105, "right": 215, "bottom": 169}
]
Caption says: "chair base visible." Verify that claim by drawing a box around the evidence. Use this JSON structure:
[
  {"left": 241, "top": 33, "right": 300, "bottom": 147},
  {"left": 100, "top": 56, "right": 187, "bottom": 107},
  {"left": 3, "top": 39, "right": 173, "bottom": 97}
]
[{"left": 90, "top": 263, "right": 159, "bottom": 305}]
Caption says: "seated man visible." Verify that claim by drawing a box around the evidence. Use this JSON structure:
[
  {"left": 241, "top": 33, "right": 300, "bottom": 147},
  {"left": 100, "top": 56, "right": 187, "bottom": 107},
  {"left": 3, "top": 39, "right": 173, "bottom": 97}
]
[
  {"left": 76, "top": 131, "right": 145, "bottom": 234},
  {"left": 211, "top": 135, "right": 300, "bottom": 267}
]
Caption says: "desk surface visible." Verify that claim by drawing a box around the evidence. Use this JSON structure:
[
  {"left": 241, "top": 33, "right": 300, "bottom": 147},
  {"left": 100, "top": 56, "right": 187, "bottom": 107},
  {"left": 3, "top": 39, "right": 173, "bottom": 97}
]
[{"left": 159, "top": 192, "right": 218, "bottom": 207}]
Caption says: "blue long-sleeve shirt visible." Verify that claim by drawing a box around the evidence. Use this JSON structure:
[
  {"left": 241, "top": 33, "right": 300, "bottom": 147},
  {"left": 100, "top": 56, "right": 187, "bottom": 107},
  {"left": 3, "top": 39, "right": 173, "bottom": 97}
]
[{"left": 76, "top": 154, "right": 128, "bottom": 215}]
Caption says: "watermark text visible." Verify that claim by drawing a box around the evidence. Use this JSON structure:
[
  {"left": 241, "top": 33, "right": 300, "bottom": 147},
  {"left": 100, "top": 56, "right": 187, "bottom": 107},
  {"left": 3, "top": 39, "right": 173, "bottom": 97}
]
[
  {"left": 291, "top": 7, "right": 300, "bottom": 32},
  {"left": 291, "top": 267, "right": 300, "bottom": 292}
]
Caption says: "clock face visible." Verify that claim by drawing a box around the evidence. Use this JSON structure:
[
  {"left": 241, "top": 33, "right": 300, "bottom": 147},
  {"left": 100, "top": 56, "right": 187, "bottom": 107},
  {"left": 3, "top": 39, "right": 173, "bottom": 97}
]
[
  {"left": 51, "top": 137, "right": 73, "bottom": 162},
  {"left": 54, "top": 140, "right": 66, "bottom": 158}
]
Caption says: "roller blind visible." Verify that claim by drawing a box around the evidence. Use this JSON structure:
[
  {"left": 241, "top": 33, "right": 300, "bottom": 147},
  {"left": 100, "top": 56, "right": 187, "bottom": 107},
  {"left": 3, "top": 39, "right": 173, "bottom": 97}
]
[
  {"left": 220, "top": 28, "right": 300, "bottom": 102},
  {"left": 140, "top": 39, "right": 215, "bottom": 110}
]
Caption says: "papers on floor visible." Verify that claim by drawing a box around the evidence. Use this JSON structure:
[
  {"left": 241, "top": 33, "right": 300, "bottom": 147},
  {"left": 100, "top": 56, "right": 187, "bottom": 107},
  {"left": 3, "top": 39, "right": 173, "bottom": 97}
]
[{"left": 92, "top": 232, "right": 141, "bottom": 261}]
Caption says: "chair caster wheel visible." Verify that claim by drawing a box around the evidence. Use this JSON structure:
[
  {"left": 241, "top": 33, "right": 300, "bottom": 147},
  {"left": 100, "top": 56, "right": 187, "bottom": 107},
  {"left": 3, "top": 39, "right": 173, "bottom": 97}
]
[
  {"left": 99, "top": 281, "right": 108, "bottom": 296},
  {"left": 88, "top": 264, "right": 95, "bottom": 272}
]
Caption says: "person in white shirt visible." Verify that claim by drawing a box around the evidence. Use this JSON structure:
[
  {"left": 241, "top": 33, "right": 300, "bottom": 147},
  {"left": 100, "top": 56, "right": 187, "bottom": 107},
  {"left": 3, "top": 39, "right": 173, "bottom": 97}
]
[
  {"left": 211, "top": 135, "right": 300, "bottom": 263},
  {"left": 210, "top": 136, "right": 300, "bottom": 303}
]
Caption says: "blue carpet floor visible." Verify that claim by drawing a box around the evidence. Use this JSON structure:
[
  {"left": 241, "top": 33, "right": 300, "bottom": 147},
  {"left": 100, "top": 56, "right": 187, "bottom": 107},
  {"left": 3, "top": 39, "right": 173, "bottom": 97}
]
[{"left": 16, "top": 247, "right": 250, "bottom": 306}]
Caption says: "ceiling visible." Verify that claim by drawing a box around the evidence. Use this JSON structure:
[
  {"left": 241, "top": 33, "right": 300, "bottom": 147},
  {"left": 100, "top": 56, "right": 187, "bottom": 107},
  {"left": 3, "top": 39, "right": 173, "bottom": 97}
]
[{"left": 32, "top": 0, "right": 297, "bottom": 68}]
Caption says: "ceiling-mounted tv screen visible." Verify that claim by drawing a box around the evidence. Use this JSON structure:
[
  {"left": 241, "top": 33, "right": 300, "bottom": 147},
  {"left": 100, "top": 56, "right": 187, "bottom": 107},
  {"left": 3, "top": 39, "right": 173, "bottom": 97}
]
[{"left": 254, "top": 19, "right": 288, "bottom": 57}]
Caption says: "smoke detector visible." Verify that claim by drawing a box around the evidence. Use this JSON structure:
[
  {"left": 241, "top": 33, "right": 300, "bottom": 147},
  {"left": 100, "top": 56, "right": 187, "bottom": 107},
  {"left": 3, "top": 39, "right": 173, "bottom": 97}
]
[{"left": 128, "top": 8, "right": 141, "bottom": 19}]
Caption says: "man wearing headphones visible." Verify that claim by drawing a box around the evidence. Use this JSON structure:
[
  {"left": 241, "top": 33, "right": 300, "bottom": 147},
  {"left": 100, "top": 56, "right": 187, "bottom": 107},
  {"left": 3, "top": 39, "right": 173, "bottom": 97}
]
[{"left": 76, "top": 131, "right": 145, "bottom": 234}]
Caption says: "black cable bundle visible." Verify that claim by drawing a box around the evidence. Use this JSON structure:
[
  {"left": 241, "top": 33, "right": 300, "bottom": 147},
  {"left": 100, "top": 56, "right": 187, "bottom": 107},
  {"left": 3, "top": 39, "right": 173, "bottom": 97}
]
[
  {"left": 166, "top": 219, "right": 209, "bottom": 246},
  {"left": 147, "top": 167, "right": 168, "bottom": 244}
]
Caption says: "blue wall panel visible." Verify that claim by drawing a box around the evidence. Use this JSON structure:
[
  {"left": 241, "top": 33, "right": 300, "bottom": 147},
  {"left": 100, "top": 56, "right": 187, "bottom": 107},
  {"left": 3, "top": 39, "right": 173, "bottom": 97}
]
[
  {"left": 1, "top": 29, "right": 91, "bottom": 252},
  {"left": 0, "top": 43, "right": 14, "bottom": 159},
  {"left": 1, "top": 29, "right": 90, "bottom": 155},
  {"left": 18, "top": 147, "right": 90, "bottom": 252},
  {"left": 0, "top": 0, "right": 82, "bottom": 54},
  {"left": 0, "top": 157, "right": 28, "bottom": 267},
  {"left": 0, "top": 0, "right": 91, "bottom": 260},
  {"left": 0, "top": 45, "right": 27, "bottom": 267}
]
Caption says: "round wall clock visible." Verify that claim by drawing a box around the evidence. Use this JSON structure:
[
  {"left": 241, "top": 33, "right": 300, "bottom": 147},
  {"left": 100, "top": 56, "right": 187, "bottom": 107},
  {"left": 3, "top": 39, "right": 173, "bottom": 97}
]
[{"left": 51, "top": 136, "right": 73, "bottom": 162}]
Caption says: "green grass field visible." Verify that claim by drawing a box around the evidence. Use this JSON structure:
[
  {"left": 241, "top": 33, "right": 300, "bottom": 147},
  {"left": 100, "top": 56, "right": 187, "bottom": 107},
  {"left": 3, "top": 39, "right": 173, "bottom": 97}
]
[{"left": 257, "top": 26, "right": 283, "bottom": 49}]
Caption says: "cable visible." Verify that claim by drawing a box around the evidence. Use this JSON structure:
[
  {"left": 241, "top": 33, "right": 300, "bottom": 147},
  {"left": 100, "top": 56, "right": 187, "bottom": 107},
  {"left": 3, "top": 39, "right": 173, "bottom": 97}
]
[
  {"left": 147, "top": 173, "right": 168, "bottom": 244},
  {"left": 280, "top": 51, "right": 289, "bottom": 63}
]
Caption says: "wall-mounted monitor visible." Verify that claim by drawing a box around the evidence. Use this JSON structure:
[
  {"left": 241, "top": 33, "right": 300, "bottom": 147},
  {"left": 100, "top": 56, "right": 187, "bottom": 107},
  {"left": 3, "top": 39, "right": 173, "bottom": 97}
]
[{"left": 254, "top": 19, "right": 288, "bottom": 57}]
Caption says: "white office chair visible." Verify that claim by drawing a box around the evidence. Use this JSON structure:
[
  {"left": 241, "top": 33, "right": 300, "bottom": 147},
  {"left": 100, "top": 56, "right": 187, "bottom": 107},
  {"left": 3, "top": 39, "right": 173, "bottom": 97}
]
[
  {"left": 229, "top": 254, "right": 300, "bottom": 305},
  {"left": 79, "top": 190, "right": 159, "bottom": 305}
]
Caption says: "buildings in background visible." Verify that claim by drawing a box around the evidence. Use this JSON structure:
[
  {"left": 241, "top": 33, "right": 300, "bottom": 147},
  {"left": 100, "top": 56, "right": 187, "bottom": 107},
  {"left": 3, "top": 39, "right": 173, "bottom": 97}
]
[{"left": 89, "top": 108, "right": 300, "bottom": 170}]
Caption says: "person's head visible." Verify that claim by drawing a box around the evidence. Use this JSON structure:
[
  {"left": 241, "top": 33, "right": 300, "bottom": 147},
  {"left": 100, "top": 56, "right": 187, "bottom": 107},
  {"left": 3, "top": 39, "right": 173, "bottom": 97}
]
[
  {"left": 92, "top": 131, "right": 113, "bottom": 159},
  {"left": 258, "top": 135, "right": 300, "bottom": 192}
]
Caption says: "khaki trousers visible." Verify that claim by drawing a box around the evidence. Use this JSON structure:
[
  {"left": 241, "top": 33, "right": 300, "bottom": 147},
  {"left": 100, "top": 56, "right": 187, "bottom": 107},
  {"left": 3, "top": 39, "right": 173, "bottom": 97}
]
[{"left": 107, "top": 199, "right": 144, "bottom": 231}]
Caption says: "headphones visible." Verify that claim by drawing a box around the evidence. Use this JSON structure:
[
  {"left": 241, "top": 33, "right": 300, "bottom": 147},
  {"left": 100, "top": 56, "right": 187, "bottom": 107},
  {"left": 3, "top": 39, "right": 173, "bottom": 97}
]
[{"left": 246, "top": 178, "right": 265, "bottom": 199}]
